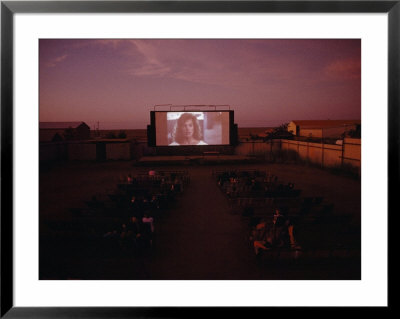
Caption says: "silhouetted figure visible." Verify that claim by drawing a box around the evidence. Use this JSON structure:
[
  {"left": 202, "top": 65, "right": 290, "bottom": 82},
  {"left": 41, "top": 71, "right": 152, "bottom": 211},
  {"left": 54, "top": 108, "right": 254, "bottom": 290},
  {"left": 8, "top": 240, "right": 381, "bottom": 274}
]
[
  {"left": 142, "top": 212, "right": 155, "bottom": 247},
  {"left": 251, "top": 209, "right": 301, "bottom": 255},
  {"left": 148, "top": 169, "right": 156, "bottom": 176},
  {"left": 129, "top": 195, "right": 143, "bottom": 217},
  {"left": 120, "top": 217, "right": 143, "bottom": 251}
]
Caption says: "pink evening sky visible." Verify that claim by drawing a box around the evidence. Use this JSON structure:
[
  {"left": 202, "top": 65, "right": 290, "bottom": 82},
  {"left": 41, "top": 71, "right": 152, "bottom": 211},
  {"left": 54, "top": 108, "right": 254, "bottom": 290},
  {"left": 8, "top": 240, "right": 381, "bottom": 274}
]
[{"left": 39, "top": 39, "right": 361, "bottom": 130}]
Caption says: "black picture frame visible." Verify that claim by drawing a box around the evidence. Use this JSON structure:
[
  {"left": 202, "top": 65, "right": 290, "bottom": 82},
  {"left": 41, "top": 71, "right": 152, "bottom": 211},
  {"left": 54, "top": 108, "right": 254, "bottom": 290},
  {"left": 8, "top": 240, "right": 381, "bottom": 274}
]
[{"left": 1, "top": 1, "right": 395, "bottom": 317}]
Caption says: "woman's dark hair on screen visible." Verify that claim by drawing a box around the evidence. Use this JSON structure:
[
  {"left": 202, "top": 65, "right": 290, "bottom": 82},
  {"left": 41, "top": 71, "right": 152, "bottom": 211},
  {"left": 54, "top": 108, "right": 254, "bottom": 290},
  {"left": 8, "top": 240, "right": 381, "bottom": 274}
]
[{"left": 172, "top": 113, "right": 203, "bottom": 144}]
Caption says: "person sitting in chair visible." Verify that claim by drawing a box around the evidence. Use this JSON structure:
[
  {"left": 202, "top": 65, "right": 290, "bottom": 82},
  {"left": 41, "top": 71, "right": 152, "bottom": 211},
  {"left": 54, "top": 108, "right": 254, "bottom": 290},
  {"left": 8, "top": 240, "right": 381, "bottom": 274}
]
[{"left": 251, "top": 209, "right": 301, "bottom": 255}]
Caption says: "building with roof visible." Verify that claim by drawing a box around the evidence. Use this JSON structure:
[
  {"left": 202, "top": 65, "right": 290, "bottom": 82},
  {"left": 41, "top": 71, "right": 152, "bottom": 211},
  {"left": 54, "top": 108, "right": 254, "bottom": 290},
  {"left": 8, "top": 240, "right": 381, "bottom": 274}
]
[
  {"left": 287, "top": 120, "right": 361, "bottom": 139},
  {"left": 39, "top": 121, "right": 90, "bottom": 142}
]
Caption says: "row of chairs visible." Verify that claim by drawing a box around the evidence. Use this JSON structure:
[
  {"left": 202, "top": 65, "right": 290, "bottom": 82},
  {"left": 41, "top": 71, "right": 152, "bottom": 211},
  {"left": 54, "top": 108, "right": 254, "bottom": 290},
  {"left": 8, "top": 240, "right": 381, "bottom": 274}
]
[
  {"left": 228, "top": 196, "right": 333, "bottom": 223},
  {"left": 213, "top": 169, "right": 338, "bottom": 257},
  {"left": 42, "top": 170, "right": 191, "bottom": 266},
  {"left": 212, "top": 168, "right": 269, "bottom": 178},
  {"left": 122, "top": 170, "right": 191, "bottom": 184},
  {"left": 215, "top": 169, "right": 301, "bottom": 200}
]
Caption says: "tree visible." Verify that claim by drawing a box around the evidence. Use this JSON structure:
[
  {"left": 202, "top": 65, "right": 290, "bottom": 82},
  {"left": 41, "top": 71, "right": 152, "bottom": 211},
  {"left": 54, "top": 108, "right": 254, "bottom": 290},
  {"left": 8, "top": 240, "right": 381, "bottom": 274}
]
[
  {"left": 118, "top": 130, "right": 127, "bottom": 139},
  {"left": 347, "top": 124, "right": 361, "bottom": 138},
  {"left": 264, "top": 123, "right": 294, "bottom": 140},
  {"left": 340, "top": 124, "right": 361, "bottom": 139},
  {"left": 105, "top": 132, "right": 116, "bottom": 139}
]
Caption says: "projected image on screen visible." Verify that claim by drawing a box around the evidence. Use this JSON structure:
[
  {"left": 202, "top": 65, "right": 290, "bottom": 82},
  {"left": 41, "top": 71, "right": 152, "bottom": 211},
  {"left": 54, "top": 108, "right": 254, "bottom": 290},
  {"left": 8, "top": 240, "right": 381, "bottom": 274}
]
[{"left": 155, "top": 111, "right": 230, "bottom": 146}]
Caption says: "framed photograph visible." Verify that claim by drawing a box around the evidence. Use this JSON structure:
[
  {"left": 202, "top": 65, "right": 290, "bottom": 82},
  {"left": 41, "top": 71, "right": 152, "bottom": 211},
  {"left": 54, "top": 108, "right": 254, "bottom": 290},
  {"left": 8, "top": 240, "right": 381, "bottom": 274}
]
[{"left": 1, "top": 0, "right": 394, "bottom": 317}]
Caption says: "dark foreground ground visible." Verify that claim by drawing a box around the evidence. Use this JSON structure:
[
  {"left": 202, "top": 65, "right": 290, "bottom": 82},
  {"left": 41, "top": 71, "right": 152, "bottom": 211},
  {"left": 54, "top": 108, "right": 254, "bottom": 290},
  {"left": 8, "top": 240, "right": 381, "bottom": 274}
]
[{"left": 39, "top": 160, "right": 361, "bottom": 280}]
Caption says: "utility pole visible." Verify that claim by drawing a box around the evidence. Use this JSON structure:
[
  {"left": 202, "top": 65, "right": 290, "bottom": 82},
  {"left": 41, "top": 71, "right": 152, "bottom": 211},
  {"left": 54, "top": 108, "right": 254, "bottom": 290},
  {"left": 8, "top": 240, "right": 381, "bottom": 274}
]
[
  {"left": 342, "top": 124, "right": 347, "bottom": 168},
  {"left": 321, "top": 128, "right": 324, "bottom": 168}
]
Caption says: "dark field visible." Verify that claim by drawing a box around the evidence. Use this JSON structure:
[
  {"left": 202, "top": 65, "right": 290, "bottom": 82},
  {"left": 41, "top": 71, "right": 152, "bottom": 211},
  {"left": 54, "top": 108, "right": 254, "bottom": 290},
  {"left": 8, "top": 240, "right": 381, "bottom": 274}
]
[{"left": 39, "top": 160, "right": 361, "bottom": 280}]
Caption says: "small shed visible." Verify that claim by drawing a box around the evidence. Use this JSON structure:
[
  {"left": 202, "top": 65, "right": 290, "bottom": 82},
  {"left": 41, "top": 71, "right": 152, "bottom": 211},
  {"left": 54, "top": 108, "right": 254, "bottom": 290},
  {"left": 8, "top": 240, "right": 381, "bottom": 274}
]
[
  {"left": 287, "top": 120, "right": 361, "bottom": 139},
  {"left": 39, "top": 121, "right": 91, "bottom": 142}
]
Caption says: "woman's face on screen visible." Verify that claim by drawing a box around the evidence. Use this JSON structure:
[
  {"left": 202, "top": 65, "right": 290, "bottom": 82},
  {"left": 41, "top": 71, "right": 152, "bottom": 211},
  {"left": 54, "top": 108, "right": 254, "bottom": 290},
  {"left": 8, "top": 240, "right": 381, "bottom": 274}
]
[{"left": 182, "top": 119, "right": 194, "bottom": 138}]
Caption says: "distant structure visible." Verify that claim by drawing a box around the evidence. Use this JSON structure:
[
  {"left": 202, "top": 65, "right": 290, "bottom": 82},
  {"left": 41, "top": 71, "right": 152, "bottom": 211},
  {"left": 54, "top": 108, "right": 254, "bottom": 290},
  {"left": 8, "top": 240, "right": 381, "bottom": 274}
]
[
  {"left": 238, "top": 127, "right": 274, "bottom": 140},
  {"left": 287, "top": 120, "right": 361, "bottom": 139},
  {"left": 39, "top": 121, "right": 90, "bottom": 142}
]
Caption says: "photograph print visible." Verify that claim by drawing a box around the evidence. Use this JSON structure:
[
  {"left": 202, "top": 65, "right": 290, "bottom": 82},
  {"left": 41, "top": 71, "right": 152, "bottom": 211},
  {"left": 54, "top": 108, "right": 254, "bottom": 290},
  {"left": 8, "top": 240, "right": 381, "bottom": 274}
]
[{"left": 39, "top": 39, "right": 361, "bottom": 280}]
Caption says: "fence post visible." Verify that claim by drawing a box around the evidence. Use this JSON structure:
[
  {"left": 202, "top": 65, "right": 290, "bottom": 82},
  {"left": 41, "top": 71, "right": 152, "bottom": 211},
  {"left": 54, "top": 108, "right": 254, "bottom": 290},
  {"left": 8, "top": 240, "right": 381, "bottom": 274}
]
[
  {"left": 322, "top": 142, "right": 325, "bottom": 167},
  {"left": 341, "top": 138, "right": 345, "bottom": 167},
  {"left": 321, "top": 129, "right": 324, "bottom": 168}
]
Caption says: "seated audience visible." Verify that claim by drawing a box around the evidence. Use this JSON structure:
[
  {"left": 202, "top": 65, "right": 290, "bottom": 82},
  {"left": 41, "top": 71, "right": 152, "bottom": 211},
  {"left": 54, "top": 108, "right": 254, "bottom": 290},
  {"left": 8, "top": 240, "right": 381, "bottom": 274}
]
[{"left": 251, "top": 209, "right": 301, "bottom": 255}]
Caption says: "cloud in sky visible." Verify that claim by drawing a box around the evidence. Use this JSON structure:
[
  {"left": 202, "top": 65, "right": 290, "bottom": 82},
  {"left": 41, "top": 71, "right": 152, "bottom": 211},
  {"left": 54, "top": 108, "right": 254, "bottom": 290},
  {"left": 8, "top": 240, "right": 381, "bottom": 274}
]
[
  {"left": 128, "top": 40, "right": 305, "bottom": 87},
  {"left": 90, "top": 39, "right": 314, "bottom": 88},
  {"left": 324, "top": 58, "right": 361, "bottom": 80},
  {"left": 39, "top": 39, "right": 361, "bottom": 129},
  {"left": 45, "top": 54, "right": 68, "bottom": 68}
]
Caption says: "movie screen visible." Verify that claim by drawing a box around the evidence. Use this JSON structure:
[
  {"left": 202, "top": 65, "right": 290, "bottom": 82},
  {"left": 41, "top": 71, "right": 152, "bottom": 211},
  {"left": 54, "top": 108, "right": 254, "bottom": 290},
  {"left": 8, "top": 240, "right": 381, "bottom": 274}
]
[{"left": 154, "top": 111, "right": 230, "bottom": 146}]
